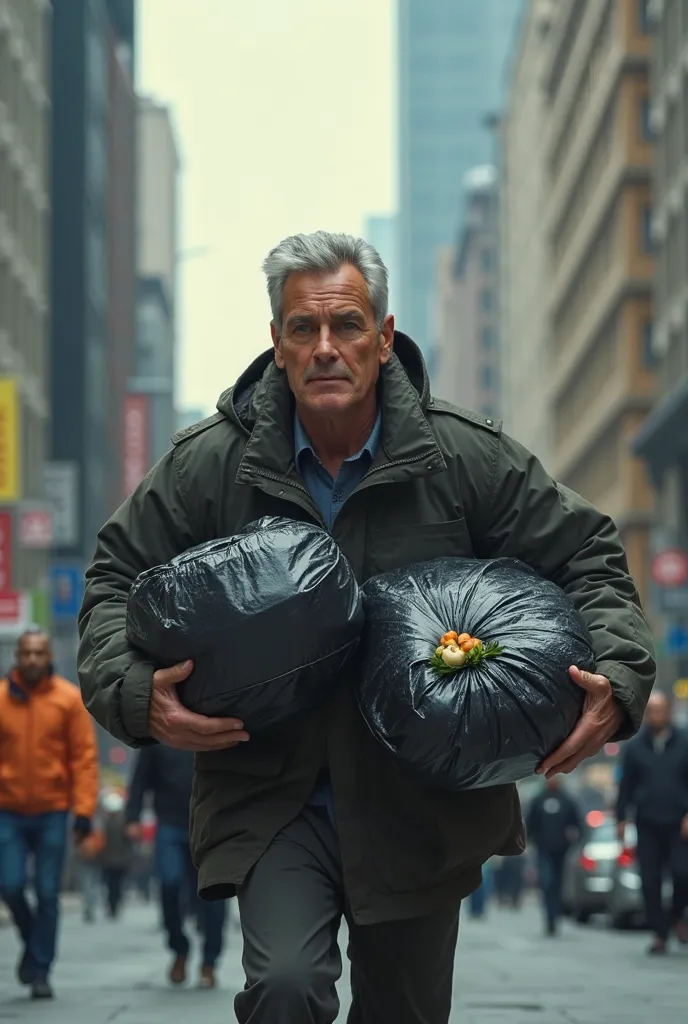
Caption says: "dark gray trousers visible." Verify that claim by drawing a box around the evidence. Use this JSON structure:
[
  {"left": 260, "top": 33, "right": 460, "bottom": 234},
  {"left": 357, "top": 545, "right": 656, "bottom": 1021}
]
[{"left": 234, "top": 807, "right": 460, "bottom": 1024}]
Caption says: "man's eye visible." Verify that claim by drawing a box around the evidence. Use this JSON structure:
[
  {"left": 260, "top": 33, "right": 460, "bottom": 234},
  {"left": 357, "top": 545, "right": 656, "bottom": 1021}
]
[
  {"left": 341, "top": 322, "right": 359, "bottom": 332},
  {"left": 294, "top": 324, "right": 311, "bottom": 334}
]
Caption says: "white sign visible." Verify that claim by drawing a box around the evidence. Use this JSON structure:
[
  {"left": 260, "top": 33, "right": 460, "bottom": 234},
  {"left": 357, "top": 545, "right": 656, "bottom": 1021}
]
[
  {"left": 43, "top": 462, "right": 79, "bottom": 547},
  {"left": 19, "top": 507, "right": 53, "bottom": 548}
]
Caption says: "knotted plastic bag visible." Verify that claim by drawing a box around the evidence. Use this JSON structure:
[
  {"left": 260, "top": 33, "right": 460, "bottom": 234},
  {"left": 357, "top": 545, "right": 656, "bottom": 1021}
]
[
  {"left": 126, "top": 516, "right": 363, "bottom": 732},
  {"left": 357, "top": 557, "right": 591, "bottom": 789}
]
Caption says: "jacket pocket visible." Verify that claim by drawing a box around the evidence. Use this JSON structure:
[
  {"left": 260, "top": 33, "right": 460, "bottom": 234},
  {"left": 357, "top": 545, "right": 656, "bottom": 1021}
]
[{"left": 365, "top": 518, "right": 473, "bottom": 578}]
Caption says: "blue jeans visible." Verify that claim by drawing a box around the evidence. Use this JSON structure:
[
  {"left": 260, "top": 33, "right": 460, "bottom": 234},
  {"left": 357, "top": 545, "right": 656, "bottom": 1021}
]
[
  {"left": 0, "top": 810, "right": 68, "bottom": 975},
  {"left": 155, "top": 823, "right": 227, "bottom": 967}
]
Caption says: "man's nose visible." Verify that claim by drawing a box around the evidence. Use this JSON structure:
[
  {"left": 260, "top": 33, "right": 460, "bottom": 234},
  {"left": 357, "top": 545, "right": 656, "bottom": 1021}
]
[{"left": 313, "top": 325, "right": 337, "bottom": 358}]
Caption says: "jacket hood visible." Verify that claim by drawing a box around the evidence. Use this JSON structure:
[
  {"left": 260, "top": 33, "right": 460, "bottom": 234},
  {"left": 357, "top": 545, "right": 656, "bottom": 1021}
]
[{"left": 216, "top": 331, "right": 430, "bottom": 432}]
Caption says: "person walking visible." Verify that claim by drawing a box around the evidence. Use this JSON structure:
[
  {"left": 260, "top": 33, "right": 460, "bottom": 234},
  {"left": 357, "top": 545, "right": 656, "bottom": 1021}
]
[
  {"left": 79, "top": 231, "right": 655, "bottom": 1023},
  {"left": 125, "top": 746, "right": 227, "bottom": 988},
  {"left": 0, "top": 629, "right": 99, "bottom": 999},
  {"left": 616, "top": 691, "right": 688, "bottom": 954},
  {"left": 75, "top": 818, "right": 105, "bottom": 923},
  {"left": 100, "top": 790, "right": 131, "bottom": 918},
  {"left": 526, "top": 778, "right": 583, "bottom": 936}
]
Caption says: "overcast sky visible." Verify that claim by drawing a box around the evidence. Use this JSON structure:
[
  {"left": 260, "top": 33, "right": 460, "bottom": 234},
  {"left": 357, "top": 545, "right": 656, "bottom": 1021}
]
[{"left": 137, "top": 0, "right": 396, "bottom": 416}]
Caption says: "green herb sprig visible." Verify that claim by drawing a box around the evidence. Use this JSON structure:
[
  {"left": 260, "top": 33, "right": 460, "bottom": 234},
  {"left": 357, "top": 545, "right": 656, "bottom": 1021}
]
[{"left": 429, "top": 640, "right": 503, "bottom": 676}]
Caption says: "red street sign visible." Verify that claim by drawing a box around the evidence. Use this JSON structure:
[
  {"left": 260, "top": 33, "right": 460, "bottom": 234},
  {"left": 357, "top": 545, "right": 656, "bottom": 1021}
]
[
  {"left": 19, "top": 509, "right": 53, "bottom": 548},
  {"left": 0, "top": 591, "right": 22, "bottom": 624},
  {"left": 651, "top": 548, "right": 688, "bottom": 588},
  {"left": 0, "top": 511, "right": 11, "bottom": 591}
]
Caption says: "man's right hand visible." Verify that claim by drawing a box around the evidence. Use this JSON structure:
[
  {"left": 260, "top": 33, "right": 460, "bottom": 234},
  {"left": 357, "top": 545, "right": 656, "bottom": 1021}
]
[{"left": 148, "top": 660, "right": 250, "bottom": 751}]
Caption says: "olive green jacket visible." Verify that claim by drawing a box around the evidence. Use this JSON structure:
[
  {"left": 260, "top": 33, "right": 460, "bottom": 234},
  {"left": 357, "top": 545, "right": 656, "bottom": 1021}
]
[{"left": 78, "top": 334, "right": 655, "bottom": 924}]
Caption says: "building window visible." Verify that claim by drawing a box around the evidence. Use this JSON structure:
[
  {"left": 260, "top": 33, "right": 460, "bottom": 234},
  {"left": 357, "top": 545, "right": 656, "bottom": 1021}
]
[
  {"left": 641, "top": 206, "right": 653, "bottom": 253},
  {"left": 640, "top": 96, "right": 653, "bottom": 140},
  {"left": 481, "top": 327, "right": 495, "bottom": 349},
  {"left": 638, "top": 0, "right": 651, "bottom": 33},
  {"left": 480, "top": 289, "right": 493, "bottom": 312},
  {"left": 481, "top": 249, "right": 493, "bottom": 272},
  {"left": 642, "top": 320, "right": 657, "bottom": 368}
]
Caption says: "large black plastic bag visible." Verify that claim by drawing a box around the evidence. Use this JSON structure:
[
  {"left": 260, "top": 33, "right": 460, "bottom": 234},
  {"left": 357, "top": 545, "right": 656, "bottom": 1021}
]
[
  {"left": 357, "top": 557, "right": 592, "bottom": 790},
  {"left": 126, "top": 516, "right": 363, "bottom": 732}
]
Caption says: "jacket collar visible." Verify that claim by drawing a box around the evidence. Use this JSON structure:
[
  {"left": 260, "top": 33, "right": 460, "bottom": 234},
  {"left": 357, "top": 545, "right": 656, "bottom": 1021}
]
[
  {"left": 226, "top": 333, "right": 445, "bottom": 492},
  {"left": 8, "top": 670, "right": 54, "bottom": 701}
]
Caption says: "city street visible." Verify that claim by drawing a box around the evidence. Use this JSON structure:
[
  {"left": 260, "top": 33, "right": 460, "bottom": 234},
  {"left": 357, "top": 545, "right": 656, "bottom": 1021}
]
[{"left": 1, "top": 898, "right": 686, "bottom": 1023}]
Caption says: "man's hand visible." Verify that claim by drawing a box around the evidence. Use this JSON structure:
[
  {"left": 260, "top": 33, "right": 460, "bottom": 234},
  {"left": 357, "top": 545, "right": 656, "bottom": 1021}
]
[
  {"left": 125, "top": 822, "right": 142, "bottom": 841},
  {"left": 681, "top": 814, "right": 688, "bottom": 841},
  {"left": 73, "top": 816, "right": 92, "bottom": 844},
  {"left": 538, "top": 666, "right": 624, "bottom": 779},
  {"left": 149, "top": 660, "right": 250, "bottom": 751}
]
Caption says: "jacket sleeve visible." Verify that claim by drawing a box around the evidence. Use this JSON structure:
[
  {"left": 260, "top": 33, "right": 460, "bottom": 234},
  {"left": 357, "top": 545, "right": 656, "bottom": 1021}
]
[
  {"left": 615, "top": 743, "right": 639, "bottom": 822},
  {"left": 125, "top": 749, "right": 154, "bottom": 824},
  {"left": 78, "top": 451, "right": 197, "bottom": 746},
  {"left": 468, "top": 431, "right": 656, "bottom": 738},
  {"left": 68, "top": 690, "right": 100, "bottom": 819}
]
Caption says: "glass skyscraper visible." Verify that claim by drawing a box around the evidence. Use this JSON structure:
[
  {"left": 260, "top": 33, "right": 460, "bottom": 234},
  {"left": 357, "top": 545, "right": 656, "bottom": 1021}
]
[{"left": 397, "top": 0, "right": 522, "bottom": 367}]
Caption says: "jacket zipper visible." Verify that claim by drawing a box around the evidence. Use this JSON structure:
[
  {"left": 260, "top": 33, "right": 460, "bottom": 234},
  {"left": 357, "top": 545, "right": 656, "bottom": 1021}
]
[
  {"left": 249, "top": 450, "right": 439, "bottom": 526},
  {"left": 27, "top": 693, "right": 34, "bottom": 812}
]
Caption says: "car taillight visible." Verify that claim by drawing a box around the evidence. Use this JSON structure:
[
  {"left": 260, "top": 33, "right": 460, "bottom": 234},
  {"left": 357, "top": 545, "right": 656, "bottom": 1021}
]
[
  {"left": 617, "top": 846, "right": 635, "bottom": 868},
  {"left": 580, "top": 853, "right": 597, "bottom": 872}
]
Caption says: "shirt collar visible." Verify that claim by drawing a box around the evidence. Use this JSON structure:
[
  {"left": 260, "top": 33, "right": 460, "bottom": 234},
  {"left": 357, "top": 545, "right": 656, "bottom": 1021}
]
[{"left": 294, "top": 409, "right": 382, "bottom": 472}]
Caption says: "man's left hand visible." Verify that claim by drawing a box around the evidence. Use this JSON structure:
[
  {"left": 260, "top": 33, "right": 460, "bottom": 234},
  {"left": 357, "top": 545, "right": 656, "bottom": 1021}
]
[
  {"left": 73, "top": 816, "right": 92, "bottom": 844},
  {"left": 538, "top": 667, "right": 624, "bottom": 779}
]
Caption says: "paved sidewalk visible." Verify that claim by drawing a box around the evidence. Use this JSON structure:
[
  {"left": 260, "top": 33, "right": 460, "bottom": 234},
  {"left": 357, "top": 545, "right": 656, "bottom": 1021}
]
[{"left": 0, "top": 898, "right": 686, "bottom": 1022}]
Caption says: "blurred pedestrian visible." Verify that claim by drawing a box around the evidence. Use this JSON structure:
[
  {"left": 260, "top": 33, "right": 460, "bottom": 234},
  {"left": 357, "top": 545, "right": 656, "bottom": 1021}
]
[
  {"left": 0, "top": 629, "right": 98, "bottom": 999},
  {"left": 125, "top": 747, "right": 227, "bottom": 988},
  {"left": 100, "top": 790, "right": 131, "bottom": 918},
  {"left": 75, "top": 819, "right": 105, "bottom": 923},
  {"left": 79, "top": 231, "right": 655, "bottom": 1022},
  {"left": 616, "top": 692, "right": 688, "bottom": 954},
  {"left": 526, "top": 777, "right": 583, "bottom": 936}
]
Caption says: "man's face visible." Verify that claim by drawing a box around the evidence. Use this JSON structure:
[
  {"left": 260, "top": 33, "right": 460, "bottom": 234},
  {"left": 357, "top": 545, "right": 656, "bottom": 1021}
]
[
  {"left": 645, "top": 694, "right": 671, "bottom": 733},
  {"left": 272, "top": 265, "right": 394, "bottom": 416},
  {"left": 16, "top": 633, "right": 52, "bottom": 686}
]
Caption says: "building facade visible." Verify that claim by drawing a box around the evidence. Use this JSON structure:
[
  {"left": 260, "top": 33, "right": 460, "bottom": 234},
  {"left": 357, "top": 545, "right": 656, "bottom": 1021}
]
[
  {"left": 364, "top": 214, "right": 398, "bottom": 320},
  {"left": 0, "top": 0, "right": 52, "bottom": 660},
  {"left": 499, "top": 0, "right": 554, "bottom": 466},
  {"left": 397, "top": 0, "right": 522, "bottom": 369},
  {"left": 434, "top": 167, "right": 500, "bottom": 419},
  {"left": 543, "top": 0, "right": 656, "bottom": 605},
  {"left": 634, "top": 0, "right": 688, "bottom": 693},
  {"left": 129, "top": 97, "right": 179, "bottom": 476},
  {"left": 49, "top": 0, "right": 136, "bottom": 678}
]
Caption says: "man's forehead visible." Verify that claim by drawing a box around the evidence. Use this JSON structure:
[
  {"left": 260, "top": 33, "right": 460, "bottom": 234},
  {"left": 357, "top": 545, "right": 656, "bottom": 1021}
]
[
  {"left": 282, "top": 267, "right": 370, "bottom": 306},
  {"left": 19, "top": 633, "right": 49, "bottom": 651}
]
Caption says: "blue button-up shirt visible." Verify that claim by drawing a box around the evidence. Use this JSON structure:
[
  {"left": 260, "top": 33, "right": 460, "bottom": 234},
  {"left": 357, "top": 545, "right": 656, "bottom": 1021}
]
[{"left": 294, "top": 409, "right": 382, "bottom": 821}]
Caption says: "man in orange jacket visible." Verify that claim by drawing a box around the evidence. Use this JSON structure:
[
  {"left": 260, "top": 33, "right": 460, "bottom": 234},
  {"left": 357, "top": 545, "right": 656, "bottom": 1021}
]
[{"left": 0, "top": 629, "right": 99, "bottom": 1000}]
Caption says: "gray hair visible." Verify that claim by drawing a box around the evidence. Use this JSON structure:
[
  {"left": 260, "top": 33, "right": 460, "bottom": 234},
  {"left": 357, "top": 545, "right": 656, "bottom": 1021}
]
[{"left": 262, "top": 230, "right": 389, "bottom": 333}]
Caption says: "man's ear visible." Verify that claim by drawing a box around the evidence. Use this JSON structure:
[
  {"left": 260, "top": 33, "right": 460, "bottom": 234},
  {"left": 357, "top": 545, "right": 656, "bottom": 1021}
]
[
  {"left": 271, "top": 322, "right": 285, "bottom": 368},
  {"left": 379, "top": 314, "right": 394, "bottom": 365}
]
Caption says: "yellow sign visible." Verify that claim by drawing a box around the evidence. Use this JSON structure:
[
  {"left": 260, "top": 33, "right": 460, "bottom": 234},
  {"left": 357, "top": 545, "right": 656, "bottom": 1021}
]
[
  {"left": 0, "top": 378, "right": 19, "bottom": 501},
  {"left": 673, "top": 679, "right": 688, "bottom": 700}
]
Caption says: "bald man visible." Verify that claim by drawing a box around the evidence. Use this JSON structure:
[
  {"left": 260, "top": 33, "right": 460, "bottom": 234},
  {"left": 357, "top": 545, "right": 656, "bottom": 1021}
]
[{"left": 617, "top": 692, "right": 688, "bottom": 953}]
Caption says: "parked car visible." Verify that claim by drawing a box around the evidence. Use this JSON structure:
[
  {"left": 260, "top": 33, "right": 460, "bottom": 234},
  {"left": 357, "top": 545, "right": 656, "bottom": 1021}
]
[
  {"left": 608, "top": 823, "right": 673, "bottom": 930},
  {"left": 563, "top": 812, "right": 621, "bottom": 924}
]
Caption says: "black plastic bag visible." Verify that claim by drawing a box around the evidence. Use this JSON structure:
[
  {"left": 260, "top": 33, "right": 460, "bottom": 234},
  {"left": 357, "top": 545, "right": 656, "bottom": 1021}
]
[
  {"left": 357, "top": 557, "right": 592, "bottom": 789},
  {"left": 126, "top": 516, "right": 363, "bottom": 732}
]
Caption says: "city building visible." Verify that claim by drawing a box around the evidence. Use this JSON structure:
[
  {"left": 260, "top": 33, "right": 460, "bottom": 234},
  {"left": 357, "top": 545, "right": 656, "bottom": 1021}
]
[
  {"left": 396, "top": 0, "right": 522, "bottom": 370},
  {"left": 364, "top": 214, "right": 398, "bottom": 319},
  {"left": 543, "top": 0, "right": 655, "bottom": 605},
  {"left": 499, "top": 0, "right": 554, "bottom": 466},
  {"left": 128, "top": 97, "right": 179, "bottom": 475},
  {"left": 633, "top": 0, "right": 688, "bottom": 692},
  {"left": 434, "top": 166, "right": 500, "bottom": 418},
  {"left": 49, "top": 0, "right": 136, "bottom": 677},
  {"left": 0, "top": 0, "right": 52, "bottom": 662}
]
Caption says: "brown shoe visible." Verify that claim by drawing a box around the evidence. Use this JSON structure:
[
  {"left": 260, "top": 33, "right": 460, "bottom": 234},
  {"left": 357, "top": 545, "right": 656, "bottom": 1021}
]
[
  {"left": 169, "top": 954, "right": 187, "bottom": 986},
  {"left": 198, "top": 965, "right": 216, "bottom": 989}
]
